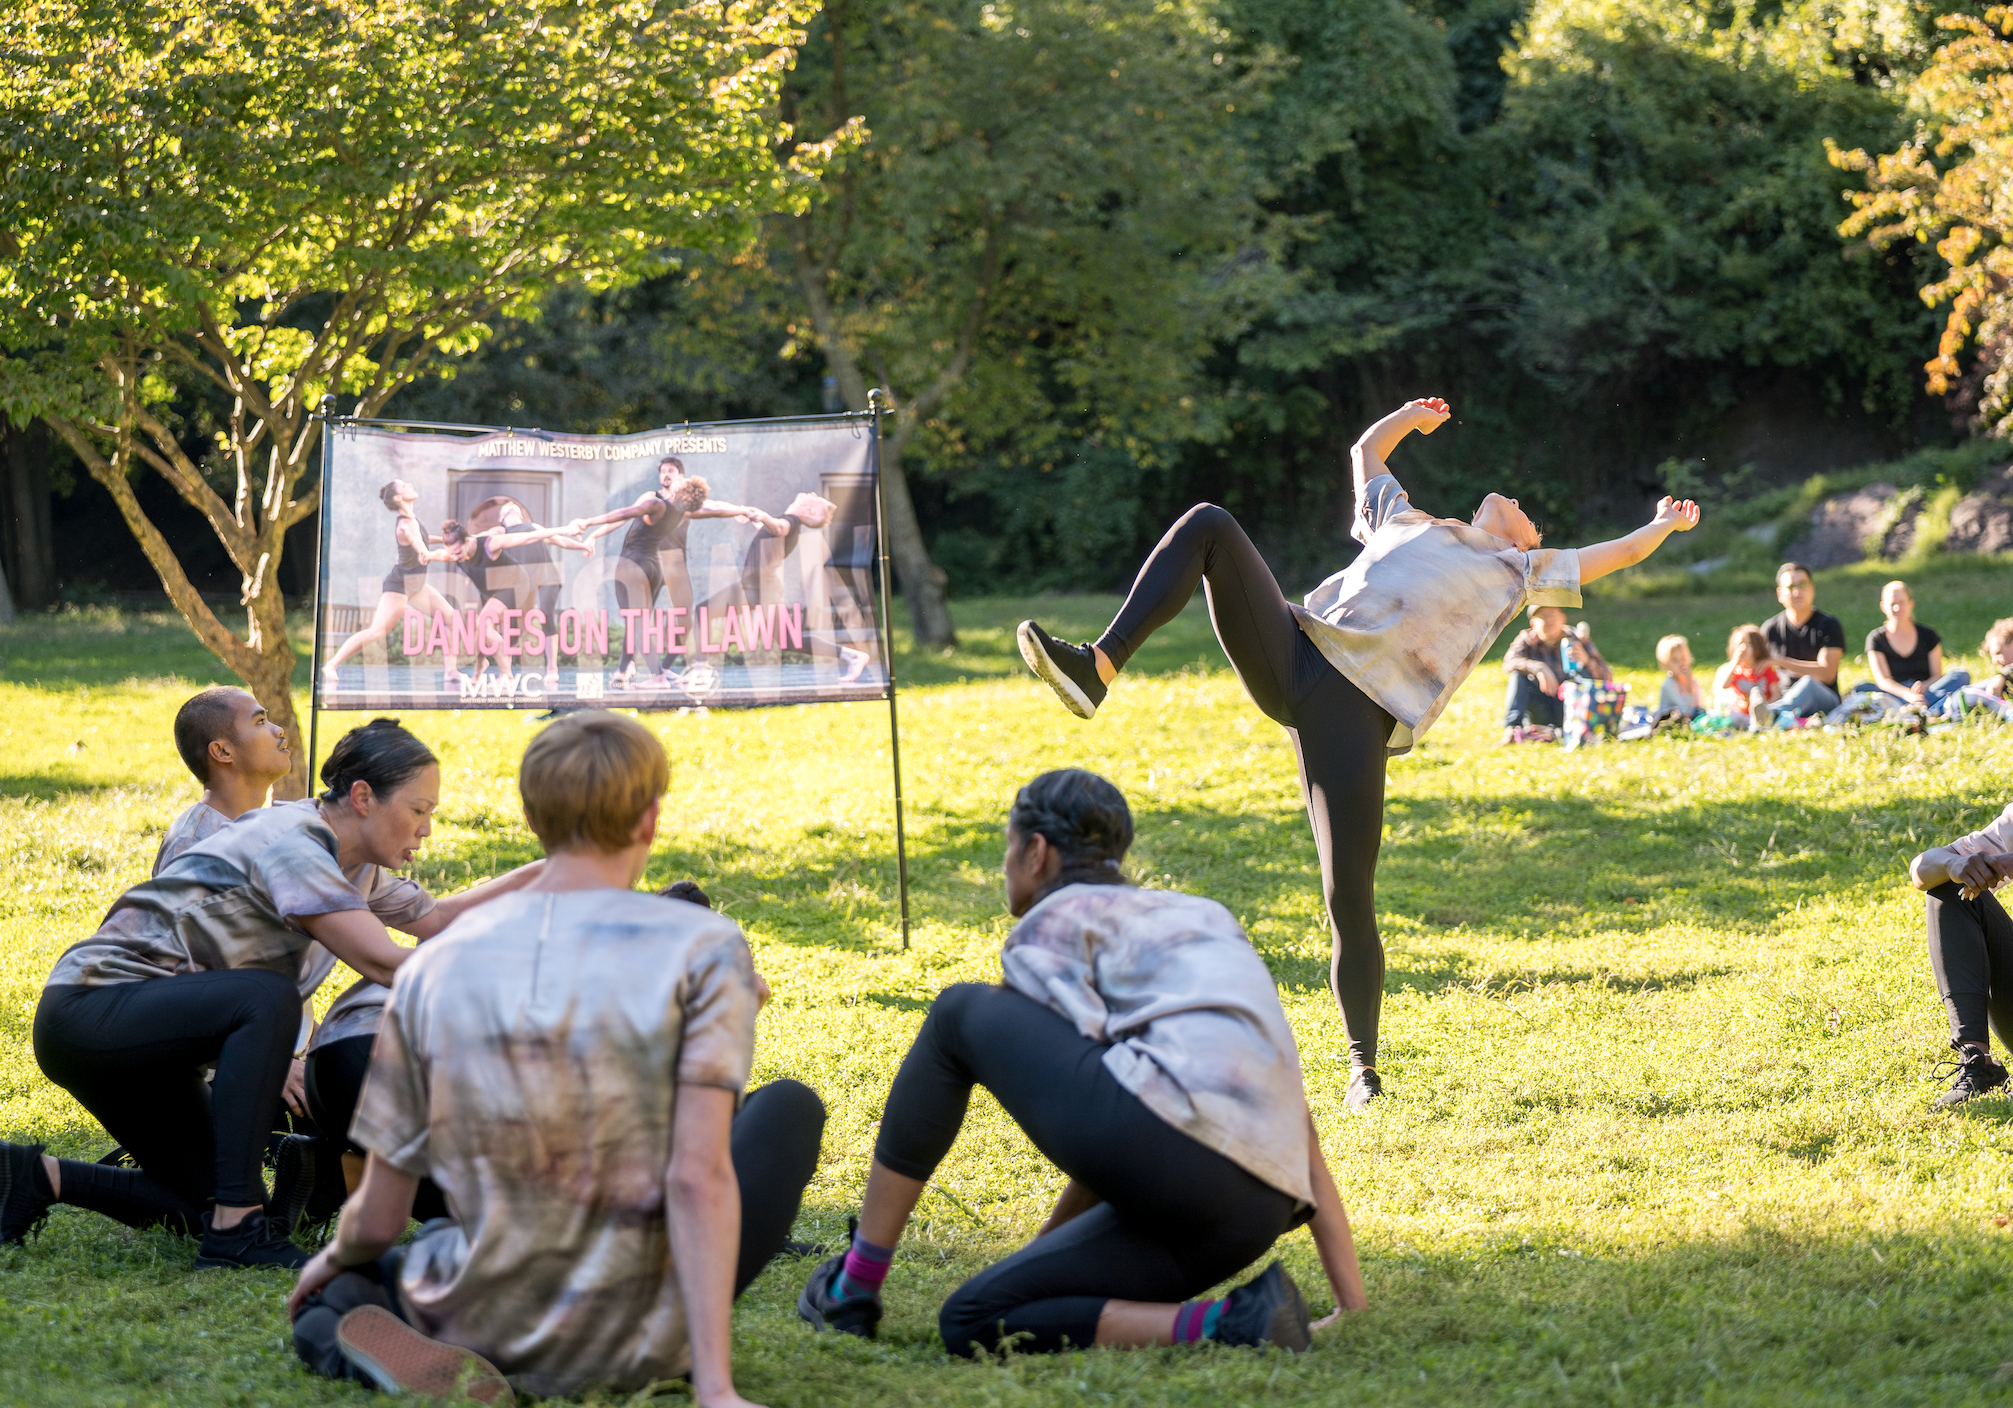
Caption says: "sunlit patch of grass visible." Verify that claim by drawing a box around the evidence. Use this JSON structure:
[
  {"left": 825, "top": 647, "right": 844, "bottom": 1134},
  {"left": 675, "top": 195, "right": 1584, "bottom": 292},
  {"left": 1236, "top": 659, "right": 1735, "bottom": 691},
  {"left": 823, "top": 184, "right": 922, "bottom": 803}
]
[{"left": 5, "top": 586, "right": 2013, "bottom": 1404}]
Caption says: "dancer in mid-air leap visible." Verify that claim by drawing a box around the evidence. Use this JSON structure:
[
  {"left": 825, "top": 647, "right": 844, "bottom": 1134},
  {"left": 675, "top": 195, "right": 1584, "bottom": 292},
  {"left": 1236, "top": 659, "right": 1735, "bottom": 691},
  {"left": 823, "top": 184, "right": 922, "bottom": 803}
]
[{"left": 1016, "top": 398, "right": 1699, "bottom": 1111}]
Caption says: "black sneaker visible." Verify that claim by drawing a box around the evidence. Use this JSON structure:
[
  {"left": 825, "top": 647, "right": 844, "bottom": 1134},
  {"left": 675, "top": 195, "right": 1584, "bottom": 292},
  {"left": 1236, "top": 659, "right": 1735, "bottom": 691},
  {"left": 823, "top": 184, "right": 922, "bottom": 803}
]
[
  {"left": 195, "top": 1208, "right": 309, "bottom": 1270},
  {"left": 1935, "top": 1042, "right": 2009, "bottom": 1109},
  {"left": 270, "top": 1133, "right": 349, "bottom": 1237},
  {"left": 1017, "top": 621, "right": 1107, "bottom": 720},
  {"left": 0, "top": 1140, "right": 54, "bottom": 1246},
  {"left": 796, "top": 1251, "right": 883, "bottom": 1339},
  {"left": 1344, "top": 1066, "right": 1382, "bottom": 1114},
  {"left": 780, "top": 1237, "right": 830, "bottom": 1258},
  {"left": 1211, "top": 1260, "right": 1311, "bottom": 1351}
]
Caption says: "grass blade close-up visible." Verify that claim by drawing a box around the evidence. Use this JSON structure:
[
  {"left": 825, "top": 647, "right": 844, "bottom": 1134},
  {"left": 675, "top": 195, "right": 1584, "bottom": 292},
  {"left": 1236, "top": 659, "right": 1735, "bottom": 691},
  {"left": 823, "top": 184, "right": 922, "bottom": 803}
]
[{"left": 3, "top": 574, "right": 2013, "bottom": 1406}]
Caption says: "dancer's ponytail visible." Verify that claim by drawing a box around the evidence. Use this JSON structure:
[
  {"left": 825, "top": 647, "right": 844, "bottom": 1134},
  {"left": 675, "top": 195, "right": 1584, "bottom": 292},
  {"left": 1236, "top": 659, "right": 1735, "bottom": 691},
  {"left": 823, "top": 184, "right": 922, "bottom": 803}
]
[{"left": 1008, "top": 768, "right": 1134, "bottom": 892}]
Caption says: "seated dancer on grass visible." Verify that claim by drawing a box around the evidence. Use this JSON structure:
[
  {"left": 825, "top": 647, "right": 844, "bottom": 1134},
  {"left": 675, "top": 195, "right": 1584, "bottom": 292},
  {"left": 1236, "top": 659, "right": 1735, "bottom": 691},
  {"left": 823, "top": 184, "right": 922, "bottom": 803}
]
[
  {"left": 1015, "top": 399, "right": 1700, "bottom": 1109},
  {"left": 798, "top": 769, "right": 1366, "bottom": 1356},
  {"left": 0, "top": 720, "right": 541, "bottom": 1269},
  {"left": 288, "top": 713, "right": 824, "bottom": 1406},
  {"left": 155, "top": 687, "right": 294, "bottom": 873},
  {"left": 1909, "top": 805, "right": 2013, "bottom": 1107}
]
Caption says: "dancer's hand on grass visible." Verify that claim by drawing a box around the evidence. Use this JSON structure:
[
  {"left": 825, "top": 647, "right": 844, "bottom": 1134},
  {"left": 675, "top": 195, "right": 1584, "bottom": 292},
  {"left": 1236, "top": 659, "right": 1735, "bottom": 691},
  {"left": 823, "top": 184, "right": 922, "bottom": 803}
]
[
  {"left": 1651, "top": 497, "right": 1701, "bottom": 532},
  {"left": 288, "top": 1246, "right": 347, "bottom": 1319}
]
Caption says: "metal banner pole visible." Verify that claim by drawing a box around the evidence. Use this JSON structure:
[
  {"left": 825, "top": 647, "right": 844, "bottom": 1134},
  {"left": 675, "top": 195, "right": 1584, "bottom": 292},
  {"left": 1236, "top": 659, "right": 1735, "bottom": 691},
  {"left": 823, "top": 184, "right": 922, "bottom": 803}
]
[
  {"left": 867, "top": 390, "right": 911, "bottom": 951},
  {"left": 305, "top": 395, "right": 338, "bottom": 790}
]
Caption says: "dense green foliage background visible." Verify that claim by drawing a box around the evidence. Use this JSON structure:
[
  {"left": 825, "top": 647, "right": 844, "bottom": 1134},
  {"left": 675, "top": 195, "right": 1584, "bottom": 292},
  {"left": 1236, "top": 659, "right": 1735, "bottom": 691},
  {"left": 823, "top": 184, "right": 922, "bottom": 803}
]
[{"left": 400, "top": 0, "right": 1969, "bottom": 596}]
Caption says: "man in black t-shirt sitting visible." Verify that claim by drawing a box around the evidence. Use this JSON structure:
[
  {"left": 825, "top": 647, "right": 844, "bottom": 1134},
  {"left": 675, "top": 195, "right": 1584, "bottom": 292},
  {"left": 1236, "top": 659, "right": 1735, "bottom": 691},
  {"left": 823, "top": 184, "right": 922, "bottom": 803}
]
[{"left": 1762, "top": 561, "right": 1846, "bottom": 718}]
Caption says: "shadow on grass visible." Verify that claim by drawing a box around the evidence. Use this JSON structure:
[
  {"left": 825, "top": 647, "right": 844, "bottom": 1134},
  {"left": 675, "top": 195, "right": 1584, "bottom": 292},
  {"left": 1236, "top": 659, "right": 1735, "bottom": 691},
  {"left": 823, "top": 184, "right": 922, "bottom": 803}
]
[{"left": 0, "top": 771, "right": 126, "bottom": 803}]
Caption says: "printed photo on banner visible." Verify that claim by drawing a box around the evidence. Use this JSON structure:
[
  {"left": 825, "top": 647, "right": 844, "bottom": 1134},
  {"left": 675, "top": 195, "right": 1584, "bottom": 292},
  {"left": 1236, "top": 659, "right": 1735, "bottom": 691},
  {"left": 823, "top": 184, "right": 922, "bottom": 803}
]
[{"left": 315, "top": 418, "right": 887, "bottom": 710}]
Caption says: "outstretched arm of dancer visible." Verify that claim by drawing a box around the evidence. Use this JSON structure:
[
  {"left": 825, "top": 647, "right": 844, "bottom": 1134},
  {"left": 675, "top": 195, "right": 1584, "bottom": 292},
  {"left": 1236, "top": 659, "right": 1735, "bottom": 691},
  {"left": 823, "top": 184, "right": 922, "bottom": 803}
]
[
  {"left": 1352, "top": 397, "right": 1451, "bottom": 492},
  {"left": 404, "top": 858, "right": 546, "bottom": 939},
  {"left": 570, "top": 495, "right": 664, "bottom": 532},
  {"left": 1576, "top": 497, "right": 1702, "bottom": 585},
  {"left": 1303, "top": 1114, "right": 1367, "bottom": 1326}
]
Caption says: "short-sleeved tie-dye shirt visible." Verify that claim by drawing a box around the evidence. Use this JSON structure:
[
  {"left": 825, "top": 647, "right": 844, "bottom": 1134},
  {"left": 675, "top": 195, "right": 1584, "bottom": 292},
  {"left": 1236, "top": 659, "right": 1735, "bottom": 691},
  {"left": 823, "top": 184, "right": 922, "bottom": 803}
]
[
  {"left": 1293, "top": 473, "right": 1582, "bottom": 755},
  {"left": 351, "top": 889, "right": 759, "bottom": 1399},
  {"left": 152, "top": 800, "right": 234, "bottom": 876},
  {"left": 47, "top": 799, "right": 434, "bottom": 993},
  {"left": 1000, "top": 882, "right": 1314, "bottom": 1208}
]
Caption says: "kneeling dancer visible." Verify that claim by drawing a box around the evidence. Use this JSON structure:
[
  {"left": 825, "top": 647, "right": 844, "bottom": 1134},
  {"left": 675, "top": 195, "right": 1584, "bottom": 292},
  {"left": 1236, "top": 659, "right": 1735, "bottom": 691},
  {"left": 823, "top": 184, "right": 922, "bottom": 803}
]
[
  {"left": 0, "top": 719, "right": 538, "bottom": 1267},
  {"left": 288, "top": 712, "right": 824, "bottom": 1404},
  {"left": 1016, "top": 399, "right": 1700, "bottom": 1108},
  {"left": 798, "top": 768, "right": 1367, "bottom": 1356}
]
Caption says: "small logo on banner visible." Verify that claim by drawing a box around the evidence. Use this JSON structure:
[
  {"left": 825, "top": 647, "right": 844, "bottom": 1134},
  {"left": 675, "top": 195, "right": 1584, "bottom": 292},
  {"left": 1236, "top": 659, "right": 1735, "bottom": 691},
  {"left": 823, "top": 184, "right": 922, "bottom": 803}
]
[
  {"left": 574, "top": 672, "right": 605, "bottom": 701},
  {"left": 676, "top": 664, "right": 720, "bottom": 700}
]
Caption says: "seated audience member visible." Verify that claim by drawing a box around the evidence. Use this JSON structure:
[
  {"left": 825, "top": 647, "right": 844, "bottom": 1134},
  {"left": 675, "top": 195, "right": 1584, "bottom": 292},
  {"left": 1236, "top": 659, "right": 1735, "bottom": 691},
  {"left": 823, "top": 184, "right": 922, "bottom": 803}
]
[
  {"left": 1861, "top": 579, "right": 1968, "bottom": 713},
  {"left": 1712, "top": 624, "right": 1783, "bottom": 729},
  {"left": 1952, "top": 618, "right": 2013, "bottom": 722},
  {"left": 1761, "top": 563, "right": 1846, "bottom": 718},
  {"left": 1503, "top": 605, "right": 1571, "bottom": 737},
  {"left": 0, "top": 720, "right": 539, "bottom": 1268},
  {"left": 1562, "top": 622, "right": 1614, "bottom": 684},
  {"left": 1655, "top": 635, "right": 1704, "bottom": 718},
  {"left": 1909, "top": 806, "right": 2013, "bottom": 1107},
  {"left": 156, "top": 687, "right": 294, "bottom": 873},
  {"left": 797, "top": 768, "right": 1366, "bottom": 1357},
  {"left": 288, "top": 712, "right": 824, "bottom": 1404}
]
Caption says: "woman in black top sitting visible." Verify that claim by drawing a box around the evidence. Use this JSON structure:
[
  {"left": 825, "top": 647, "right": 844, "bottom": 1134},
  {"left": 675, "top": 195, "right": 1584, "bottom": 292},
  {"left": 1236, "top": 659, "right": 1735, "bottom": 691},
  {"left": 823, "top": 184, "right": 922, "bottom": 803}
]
[{"left": 1860, "top": 579, "right": 1968, "bottom": 713}]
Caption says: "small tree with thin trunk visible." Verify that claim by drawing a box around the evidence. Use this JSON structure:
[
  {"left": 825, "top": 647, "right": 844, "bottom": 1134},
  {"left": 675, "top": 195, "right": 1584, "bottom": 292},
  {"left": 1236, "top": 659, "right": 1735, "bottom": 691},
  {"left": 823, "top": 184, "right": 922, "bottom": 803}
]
[{"left": 0, "top": 0, "right": 842, "bottom": 794}]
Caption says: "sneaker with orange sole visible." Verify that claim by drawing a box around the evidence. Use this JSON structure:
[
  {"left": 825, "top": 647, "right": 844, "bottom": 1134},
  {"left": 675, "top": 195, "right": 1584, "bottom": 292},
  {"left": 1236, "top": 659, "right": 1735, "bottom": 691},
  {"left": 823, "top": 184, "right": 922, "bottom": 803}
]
[{"left": 335, "top": 1305, "right": 516, "bottom": 1405}]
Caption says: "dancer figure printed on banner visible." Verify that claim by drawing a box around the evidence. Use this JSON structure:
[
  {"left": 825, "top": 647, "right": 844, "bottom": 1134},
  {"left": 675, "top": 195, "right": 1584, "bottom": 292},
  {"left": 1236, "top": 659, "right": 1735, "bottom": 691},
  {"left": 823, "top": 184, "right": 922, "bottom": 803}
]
[
  {"left": 320, "top": 480, "right": 473, "bottom": 694},
  {"left": 566, "top": 456, "right": 757, "bottom": 693},
  {"left": 457, "top": 497, "right": 594, "bottom": 690},
  {"left": 1013, "top": 398, "right": 1700, "bottom": 1113},
  {"left": 736, "top": 492, "right": 871, "bottom": 684}
]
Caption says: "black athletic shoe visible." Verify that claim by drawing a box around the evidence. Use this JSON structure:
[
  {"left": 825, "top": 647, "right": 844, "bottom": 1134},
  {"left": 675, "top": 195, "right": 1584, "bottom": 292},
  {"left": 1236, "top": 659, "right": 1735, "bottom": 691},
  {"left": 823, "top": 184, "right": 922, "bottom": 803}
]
[
  {"left": 1017, "top": 620, "right": 1107, "bottom": 720},
  {"left": 269, "top": 1133, "right": 348, "bottom": 1237},
  {"left": 1211, "top": 1260, "right": 1311, "bottom": 1351},
  {"left": 195, "top": 1209, "right": 310, "bottom": 1270},
  {"left": 780, "top": 1237, "right": 831, "bottom": 1258},
  {"left": 796, "top": 1251, "right": 883, "bottom": 1339},
  {"left": 1344, "top": 1066, "right": 1383, "bottom": 1114},
  {"left": 1935, "top": 1043, "right": 2009, "bottom": 1109},
  {"left": 0, "top": 1140, "right": 54, "bottom": 1246}
]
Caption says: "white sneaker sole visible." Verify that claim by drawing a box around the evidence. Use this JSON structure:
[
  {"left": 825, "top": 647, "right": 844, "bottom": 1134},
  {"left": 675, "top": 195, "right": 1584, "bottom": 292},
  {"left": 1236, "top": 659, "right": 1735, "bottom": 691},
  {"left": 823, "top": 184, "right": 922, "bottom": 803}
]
[{"left": 1017, "top": 622, "right": 1097, "bottom": 720}]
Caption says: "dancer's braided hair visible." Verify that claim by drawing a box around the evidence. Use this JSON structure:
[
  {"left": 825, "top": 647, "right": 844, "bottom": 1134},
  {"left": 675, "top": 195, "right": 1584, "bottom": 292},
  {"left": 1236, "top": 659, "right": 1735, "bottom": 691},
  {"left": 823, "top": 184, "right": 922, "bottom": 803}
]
[{"left": 1008, "top": 768, "right": 1133, "bottom": 894}]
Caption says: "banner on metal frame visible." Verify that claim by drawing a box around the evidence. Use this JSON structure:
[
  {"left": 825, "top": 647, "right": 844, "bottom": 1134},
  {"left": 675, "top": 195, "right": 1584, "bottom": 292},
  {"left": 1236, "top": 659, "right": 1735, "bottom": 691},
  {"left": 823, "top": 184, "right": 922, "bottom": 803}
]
[{"left": 314, "top": 416, "right": 887, "bottom": 710}]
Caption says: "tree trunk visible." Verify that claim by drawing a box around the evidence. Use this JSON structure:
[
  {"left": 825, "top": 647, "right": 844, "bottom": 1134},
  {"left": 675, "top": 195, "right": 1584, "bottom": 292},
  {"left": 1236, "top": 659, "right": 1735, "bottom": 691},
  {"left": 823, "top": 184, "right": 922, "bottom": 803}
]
[
  {"left": 877, "top": 432, "right": 957, "bottom": 648},
  {"left": 2, "top": 418, "right": 56, "bottom": 611}
]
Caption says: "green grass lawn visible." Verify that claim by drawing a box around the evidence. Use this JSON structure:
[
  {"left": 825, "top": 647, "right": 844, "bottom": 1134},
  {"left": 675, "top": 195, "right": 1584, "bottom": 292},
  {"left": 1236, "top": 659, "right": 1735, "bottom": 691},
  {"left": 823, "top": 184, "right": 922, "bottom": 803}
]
[{"left": 6, "top": 562, "right": 2013, "bottom": 1405}]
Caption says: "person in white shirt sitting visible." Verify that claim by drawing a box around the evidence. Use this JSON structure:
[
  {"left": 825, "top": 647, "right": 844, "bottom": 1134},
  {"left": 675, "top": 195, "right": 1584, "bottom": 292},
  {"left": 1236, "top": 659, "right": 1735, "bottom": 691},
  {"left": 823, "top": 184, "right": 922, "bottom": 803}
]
[
  {"left": 1014, "top": 399, "right": 1699, "bottom": 1109},
  {"left": 286, "top": 712, "right": 822, "bottom": 1408}
]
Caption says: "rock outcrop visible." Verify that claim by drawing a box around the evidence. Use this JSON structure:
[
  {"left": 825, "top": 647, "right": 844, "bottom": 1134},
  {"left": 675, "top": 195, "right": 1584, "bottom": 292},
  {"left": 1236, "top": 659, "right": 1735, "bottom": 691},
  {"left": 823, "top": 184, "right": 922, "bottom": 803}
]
[
  {"left": 1944, "top": 466, "right": 2013, "bottom": 556},
  {"left": 1784, "top": 483, "right": 1921, "bottom": 568}
]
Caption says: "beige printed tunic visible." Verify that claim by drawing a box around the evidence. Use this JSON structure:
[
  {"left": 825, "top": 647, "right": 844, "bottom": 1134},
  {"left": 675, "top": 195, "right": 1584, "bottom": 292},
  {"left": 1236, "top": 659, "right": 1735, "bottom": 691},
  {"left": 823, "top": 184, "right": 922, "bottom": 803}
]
[
  {"left": 1293, "top": 474, "right": 1582, "bottom": 754},
  {"left": 351, "top": 888, "right": 759, "bottom": 1399},
  {"left": 1000, "top": 883, "right": 1314, "bottom": 1208},
  {"left": 152, "top": 800, "right": 233, "bottom": 875}
]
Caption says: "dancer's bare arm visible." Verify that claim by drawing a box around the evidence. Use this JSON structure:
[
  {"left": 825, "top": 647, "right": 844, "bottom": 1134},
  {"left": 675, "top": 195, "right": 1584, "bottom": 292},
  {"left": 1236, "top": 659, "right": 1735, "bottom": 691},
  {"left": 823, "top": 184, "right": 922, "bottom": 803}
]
[
  {"left": 1038, "top": 1179, "right": 1104, "bottom": 1236},
  {"left": 287, "top": 1154, "right": 421, "bottom": 1316},
  {"left": 573, "top": 494, "right": 665, "bottom": 531},
  {"left": 1352, "top": 397, "right": 1451, "bottom": 494},
  {"left": 1577, "top": 497, "right": 1701, "bottom": 585},
  {"left": 735, "top": 507, "right": 794, "bottom": 537},
  {"left": 666, "top": 1085, "right": 764, "bottom": 1408},
  {"left": 1913, "top": 845, "right": 2013, "bottom": 897},
  {"left": 405, "top": 859, "right": 546, "bottom": 939},
  {"left": 1304, "top": 1114, "right": 1367, "bottom": 1326},
  {"left": 691, "top": 498, "right": 757, "bottom": 521}
]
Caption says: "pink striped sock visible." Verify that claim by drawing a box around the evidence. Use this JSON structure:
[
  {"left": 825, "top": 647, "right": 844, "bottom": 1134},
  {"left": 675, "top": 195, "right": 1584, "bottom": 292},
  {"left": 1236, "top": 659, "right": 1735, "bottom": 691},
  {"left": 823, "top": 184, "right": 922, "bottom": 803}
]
[
  {"left": 1171, "top": 1298, "right": 1223, "bottom": 1344},
  {"left": 834, "top": 1233, "right": 894, "bottom": 1299}
]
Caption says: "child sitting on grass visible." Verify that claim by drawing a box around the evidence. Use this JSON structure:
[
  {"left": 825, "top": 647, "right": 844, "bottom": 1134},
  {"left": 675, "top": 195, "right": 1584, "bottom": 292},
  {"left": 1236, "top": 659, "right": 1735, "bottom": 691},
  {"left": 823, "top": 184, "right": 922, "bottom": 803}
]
[
  {"left": 1655, "top": 634, "right": 1703, "bottom": 718},
  {"left": 1950, "top": 618, "right": 2013, "bottom": 723},
  {"left": 1712, "top": 624, "right": 1782, "bottom": 730},
  {"left": 288, "top": 712, "right": 823, "bottom": 1406}
]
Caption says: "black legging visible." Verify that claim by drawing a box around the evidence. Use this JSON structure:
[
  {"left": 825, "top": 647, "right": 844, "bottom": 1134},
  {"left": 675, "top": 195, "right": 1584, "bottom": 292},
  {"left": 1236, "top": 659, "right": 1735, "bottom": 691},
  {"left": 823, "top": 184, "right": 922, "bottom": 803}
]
[
  {"left": 305, "top": 1034, "right": 449, "bottom": 1224},
  {"left": 1095, "top": 504, "right": 1392, "bottom": 1068},
  {"left": 1926, "top": 882, "right": 2013, "bottom": 1046},
  {"left": 875, "top": 983, "right": 1298, "bottom": 1357},
  {"left": 290, "top": 1078, "right": 827, "bottom": 1383},
  {"left": 33, "top": 971, "right": 300, "bottom": 1232},
  {"left": 612, "top": 552, "right": 695, "bottom": 674}
]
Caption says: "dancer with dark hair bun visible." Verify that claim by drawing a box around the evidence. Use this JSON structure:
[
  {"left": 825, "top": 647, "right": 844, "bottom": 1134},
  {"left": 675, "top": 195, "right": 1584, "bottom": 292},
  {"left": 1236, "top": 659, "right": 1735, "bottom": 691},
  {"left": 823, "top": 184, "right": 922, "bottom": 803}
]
[
  {"left": 0, "top": 719, "right": 542, "bottom": 1266},
  {"left": 799, "top": 768, "right": 1367, "bottom": 1357},
  {"left": 1016, "top": 399, "right": 1700, "bottom": 1109},
  {"left": 322, "top": 481, "right": 469, "bottom": 692}
]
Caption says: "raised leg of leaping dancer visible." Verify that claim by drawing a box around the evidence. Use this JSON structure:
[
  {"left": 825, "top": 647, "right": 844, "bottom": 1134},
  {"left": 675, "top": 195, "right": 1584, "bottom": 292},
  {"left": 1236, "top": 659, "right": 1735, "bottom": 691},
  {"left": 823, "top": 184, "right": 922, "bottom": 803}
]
[{"left": 1015, "top": 398, "right": 1700, "bottom": 1111}]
